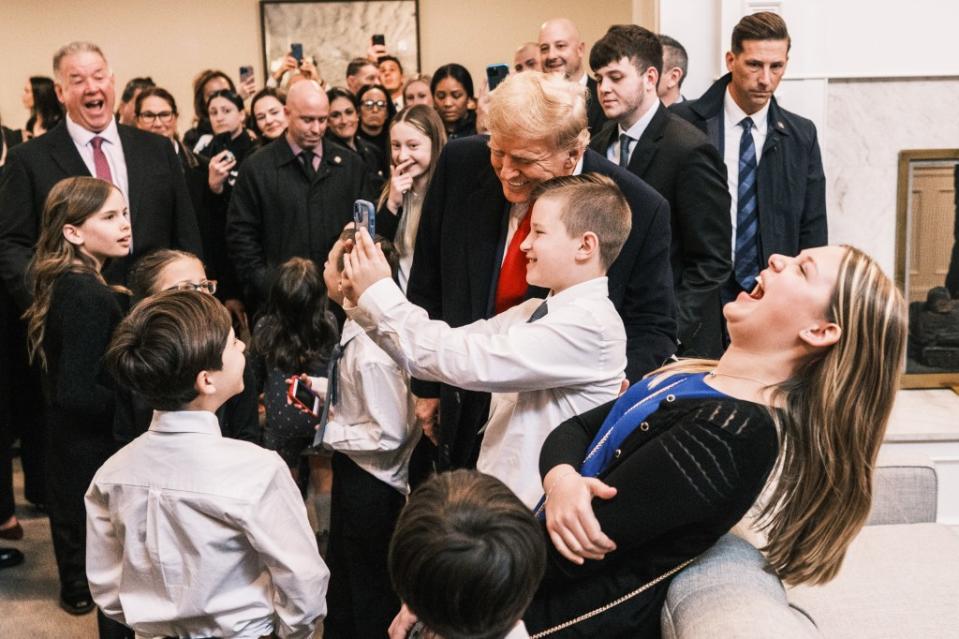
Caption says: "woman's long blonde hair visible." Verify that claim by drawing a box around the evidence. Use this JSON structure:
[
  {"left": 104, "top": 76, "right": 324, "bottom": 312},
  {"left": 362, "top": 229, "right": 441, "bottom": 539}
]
[
  {"left": 24, "top": 176, "right": 121, "bottom": 369},
  {"left": 651, "top": 246, "right": 907, "bottom": 585}
]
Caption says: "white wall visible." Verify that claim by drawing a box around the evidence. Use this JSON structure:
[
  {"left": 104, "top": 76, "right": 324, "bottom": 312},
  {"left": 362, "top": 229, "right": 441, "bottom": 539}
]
[{"left": 657, "top": 0, "right": 721, "bottom": 99}]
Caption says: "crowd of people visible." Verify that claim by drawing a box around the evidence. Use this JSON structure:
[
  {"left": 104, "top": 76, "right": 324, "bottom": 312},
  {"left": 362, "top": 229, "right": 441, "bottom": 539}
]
[{"left": 0, "top": 11, "right": 908, "bottom": 639}]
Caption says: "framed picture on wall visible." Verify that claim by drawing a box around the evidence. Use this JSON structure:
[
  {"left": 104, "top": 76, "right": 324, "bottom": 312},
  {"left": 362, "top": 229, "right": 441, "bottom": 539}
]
[
  {"left": 260, "top": 0, "right": 420, "bottom": 89},
  {"left": 896, "top": 148, "right": 959, "bottom": 392}
]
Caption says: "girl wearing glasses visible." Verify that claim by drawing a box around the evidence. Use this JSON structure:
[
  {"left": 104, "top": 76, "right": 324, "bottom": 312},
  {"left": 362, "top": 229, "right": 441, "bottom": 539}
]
[
  {"left": 23, "top": 177, "right": 131, "bottom": 621},
  {"left": 356, "top": 83, "right": 397, "bottom": 177},
  {"left": 112, "top": 249, "right": 261, "bottom": 446}
]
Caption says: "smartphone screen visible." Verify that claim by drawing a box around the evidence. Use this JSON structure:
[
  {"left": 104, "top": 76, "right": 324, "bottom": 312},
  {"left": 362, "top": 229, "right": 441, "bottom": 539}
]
[
  {"left": 353, "top": 199, "right": 377, "bottom": 239},
  {"left": 486, "top": 64, "right": 510, "bottom": 91},
  {"left": 291, "top": 43, "right": 304, "bottom": 63},
  {"left": 289, "top": 379, "right": 321, "bottom": 416},
  {"left": 372, "top": 34, "right": 386, "bottom": 46}
]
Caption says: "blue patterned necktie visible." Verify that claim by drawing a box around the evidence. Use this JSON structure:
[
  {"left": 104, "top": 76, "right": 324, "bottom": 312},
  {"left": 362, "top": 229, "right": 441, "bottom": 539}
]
[
  {"left": 618, "top": 133, "right": 632, "bottom": 168},
  {"left": 735, "top": 117, "right": 760, "bottom": 291}
]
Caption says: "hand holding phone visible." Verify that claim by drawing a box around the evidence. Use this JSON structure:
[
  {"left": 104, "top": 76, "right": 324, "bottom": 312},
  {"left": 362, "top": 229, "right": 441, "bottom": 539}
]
[
  {"left": 291, "top": 42, "right": 304, "bottom": 63},
  {"left": 353, "top": 199, "right": 376, "bottom": 239},
  {"left": 288, "top": 375, "right": 326, "bottom": 418},
  {"left": 486, "top": 63, "right": 510, "bottom": 91}
]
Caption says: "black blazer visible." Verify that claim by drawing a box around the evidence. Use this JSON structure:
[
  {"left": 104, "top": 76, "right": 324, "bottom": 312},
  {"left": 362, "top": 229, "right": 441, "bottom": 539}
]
[
  {"left": 585, "top": 76, "right": 608, "bottom": 135},
  {"left": 406, "top": 135, "right": 677, "bottom": 468},
  {"left": 0, "top": 121, "right": 203, "bottom": 310},
  {"left": 225, "top": 136, "right": 372, "bottom": 304},
  {"left": 670, "top": 73, "right": 827, "bottom": 264},
  {"left": 590, "top": 105, "right": 732, "bottom": 358}
]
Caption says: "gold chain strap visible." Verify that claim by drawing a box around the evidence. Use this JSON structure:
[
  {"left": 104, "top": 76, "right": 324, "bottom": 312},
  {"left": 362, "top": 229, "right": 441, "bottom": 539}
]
[{"left": 528, "top": 555, "right": 699, "bottom": 638}]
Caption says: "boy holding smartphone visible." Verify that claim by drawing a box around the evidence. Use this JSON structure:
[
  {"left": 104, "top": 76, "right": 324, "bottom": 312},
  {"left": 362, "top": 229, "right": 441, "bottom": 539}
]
[
  {"left": 86, "top": 291, "right": 328, "bottom": 639},
  {"left": 319, "top": 229, "right": 419, "bottom": 639},
  {"left": 341, "top": 174, "right": 629, "bottom": 508}
]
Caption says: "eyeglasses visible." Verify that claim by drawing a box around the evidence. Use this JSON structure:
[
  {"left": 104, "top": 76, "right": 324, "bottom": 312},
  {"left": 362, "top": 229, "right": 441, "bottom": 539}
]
[
  {"left": 168, "top": 280, "right": 217, "bottom": 295},
  {"left": 137, "top": 111, "right": 175, "bottom": 123},
  {"left": 360, "top": 99, "right": 387, "bottom": 111}
]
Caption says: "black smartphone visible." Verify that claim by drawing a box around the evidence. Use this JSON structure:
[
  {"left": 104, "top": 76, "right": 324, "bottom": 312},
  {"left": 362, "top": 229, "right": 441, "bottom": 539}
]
[
  {"left": 486, "top": 64, "right": 510, "bottom": 91},
  {"left": 291, "top": 42, "right": 304, "bottom": 63},
  {"left": 372, "top": 33, "right": 386, "bottom": 46},
  {"left": 239, "top": 65, "right": 254, "bottom": 83},
  {"left": 353, "top": 199, "right": 376, "bottom": 238}
]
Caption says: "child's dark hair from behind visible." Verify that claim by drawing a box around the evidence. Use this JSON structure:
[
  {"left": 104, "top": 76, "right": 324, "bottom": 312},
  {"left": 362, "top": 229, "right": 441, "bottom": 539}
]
[
  {"left": 106, "top": 290, "right": 232, "bottom": 411},
  {"left": 251, "top": 257, "right": 338, "bottom": 371},
  {"left": 388, "top": 470, "right": 546, "bottom": 639}
]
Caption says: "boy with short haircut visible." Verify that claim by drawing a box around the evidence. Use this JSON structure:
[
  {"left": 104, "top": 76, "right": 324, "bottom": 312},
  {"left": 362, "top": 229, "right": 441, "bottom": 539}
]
[
  {"left": 86, "top": 290, "right": 328, "bottom": 639},
  {"left": 341, "top": 173, "right": 630, "bottom": 508},
  {"left": 319, "top": 232, "right": 419, "bottom": 638},
  {"left": 388, "top": 470, "right": 546, "bottom": 639}
]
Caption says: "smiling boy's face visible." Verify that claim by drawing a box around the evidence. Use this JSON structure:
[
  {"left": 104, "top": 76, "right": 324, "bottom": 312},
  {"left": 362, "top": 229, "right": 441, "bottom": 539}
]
[{"left": 519, "top": 196, "right": 584, "bottom": 292}]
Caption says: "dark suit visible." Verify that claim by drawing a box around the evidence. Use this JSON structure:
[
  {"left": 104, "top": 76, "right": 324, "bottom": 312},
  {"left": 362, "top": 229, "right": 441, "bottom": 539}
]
[
  {"left": 671, "top": 73, "right": 827, "bottom": 267},
  {"left": 585, "top": 76, "right": 608, "bottom": 135},
  {"left": 590, "top": 104, "right": 731, "bottom": 357},
  {"left": 407, "top": 135, "right": 676, "bottom": 470},
  {"left": 0, "top": 120, "right": 203, "bottom": 310},
  {"left": 226, "top": 136, "right": 372, "bottom": 304}
]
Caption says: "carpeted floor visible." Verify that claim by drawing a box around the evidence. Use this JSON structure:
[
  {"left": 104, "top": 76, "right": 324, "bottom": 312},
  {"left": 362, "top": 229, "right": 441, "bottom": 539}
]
[{"left": 0, "top": 458, "right": 98, "bottom": 637}]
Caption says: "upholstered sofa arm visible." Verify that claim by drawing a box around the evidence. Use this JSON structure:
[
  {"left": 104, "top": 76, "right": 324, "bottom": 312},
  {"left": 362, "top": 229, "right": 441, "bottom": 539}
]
[
  {"left": 867, "top": 452, "right": 938, "bottom": 525},
  {"left": 662, "top": 534, "right": 818, "bottom": 638}
]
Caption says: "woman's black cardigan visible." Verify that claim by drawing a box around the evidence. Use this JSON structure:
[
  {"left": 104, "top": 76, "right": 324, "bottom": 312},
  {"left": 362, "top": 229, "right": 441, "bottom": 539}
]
[{"left": 525, "top": 396, "right": 780, "bottom": 638}]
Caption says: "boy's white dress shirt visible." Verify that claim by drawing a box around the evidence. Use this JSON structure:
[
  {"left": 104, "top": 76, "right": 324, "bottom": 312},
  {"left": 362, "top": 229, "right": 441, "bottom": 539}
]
[
  {"left": 322, "top": 318, "right": 419, "bottom": 494},
  {"left": 85, "top": 410, "right": 329, "bottom": 639},
  {"left": 348, "top": 276, "right": 626, "bottom": 507}
]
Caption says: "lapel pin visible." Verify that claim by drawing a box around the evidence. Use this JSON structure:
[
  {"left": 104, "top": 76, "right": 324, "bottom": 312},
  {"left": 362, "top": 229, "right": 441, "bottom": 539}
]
[
  {"left": 333, "top": 155, "right": 342, "bottom": 165},
  {"left": 777, "top": 121, "right": 785, "bottom": 129}
]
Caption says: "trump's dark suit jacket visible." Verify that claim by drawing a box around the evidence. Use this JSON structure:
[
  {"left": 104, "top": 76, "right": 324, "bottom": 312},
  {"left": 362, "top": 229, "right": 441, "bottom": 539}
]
[
  {"left": 590, "top": 104, "right": 732, "bottom": 358},
  {"left": 407, "top": 135, "right": 676, "bottom": 469},
  {"left": 671, "top": 73, "right": 827, "bottom": 265},
  {"left": 0, "top": 121, "right": 202, "bottom": 310}
]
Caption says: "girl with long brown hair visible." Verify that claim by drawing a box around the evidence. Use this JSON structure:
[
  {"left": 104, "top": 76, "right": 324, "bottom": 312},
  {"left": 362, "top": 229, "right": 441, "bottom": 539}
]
[
  {"left": 523, "top": 245, "right": 908, "bottom": 637},
  {"left": 377, "top": 104, "right": 447, "bottom": 292},
  {"left": 23, "top": 176, "right": 131, "bottom": 620}
]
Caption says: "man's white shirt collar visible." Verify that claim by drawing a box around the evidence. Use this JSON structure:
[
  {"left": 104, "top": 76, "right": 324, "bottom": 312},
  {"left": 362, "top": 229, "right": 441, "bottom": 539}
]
[
  {"left": 723, "top": 87, "right": 769, "bottom": 136},
  {"left": 65, "top": 114, "right": 120, "bottom": 148},
  {"left": 619, "top": 99, "right": 660, "bottom": 143}
]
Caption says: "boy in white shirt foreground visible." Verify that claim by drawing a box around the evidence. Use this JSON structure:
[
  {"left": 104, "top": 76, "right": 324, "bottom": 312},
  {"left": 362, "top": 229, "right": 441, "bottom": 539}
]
[
  {"left": 341, "top": 173, "right": 630, "bottom": 507},
  {"left": 387, "top": 470, "right": 545, "bottom": 639},
  {"left": 86, "top": 290, "right": 329, "bottom": 639},
  {"left": 319, "top": 233, "right": 419, "bottom": 638}
]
